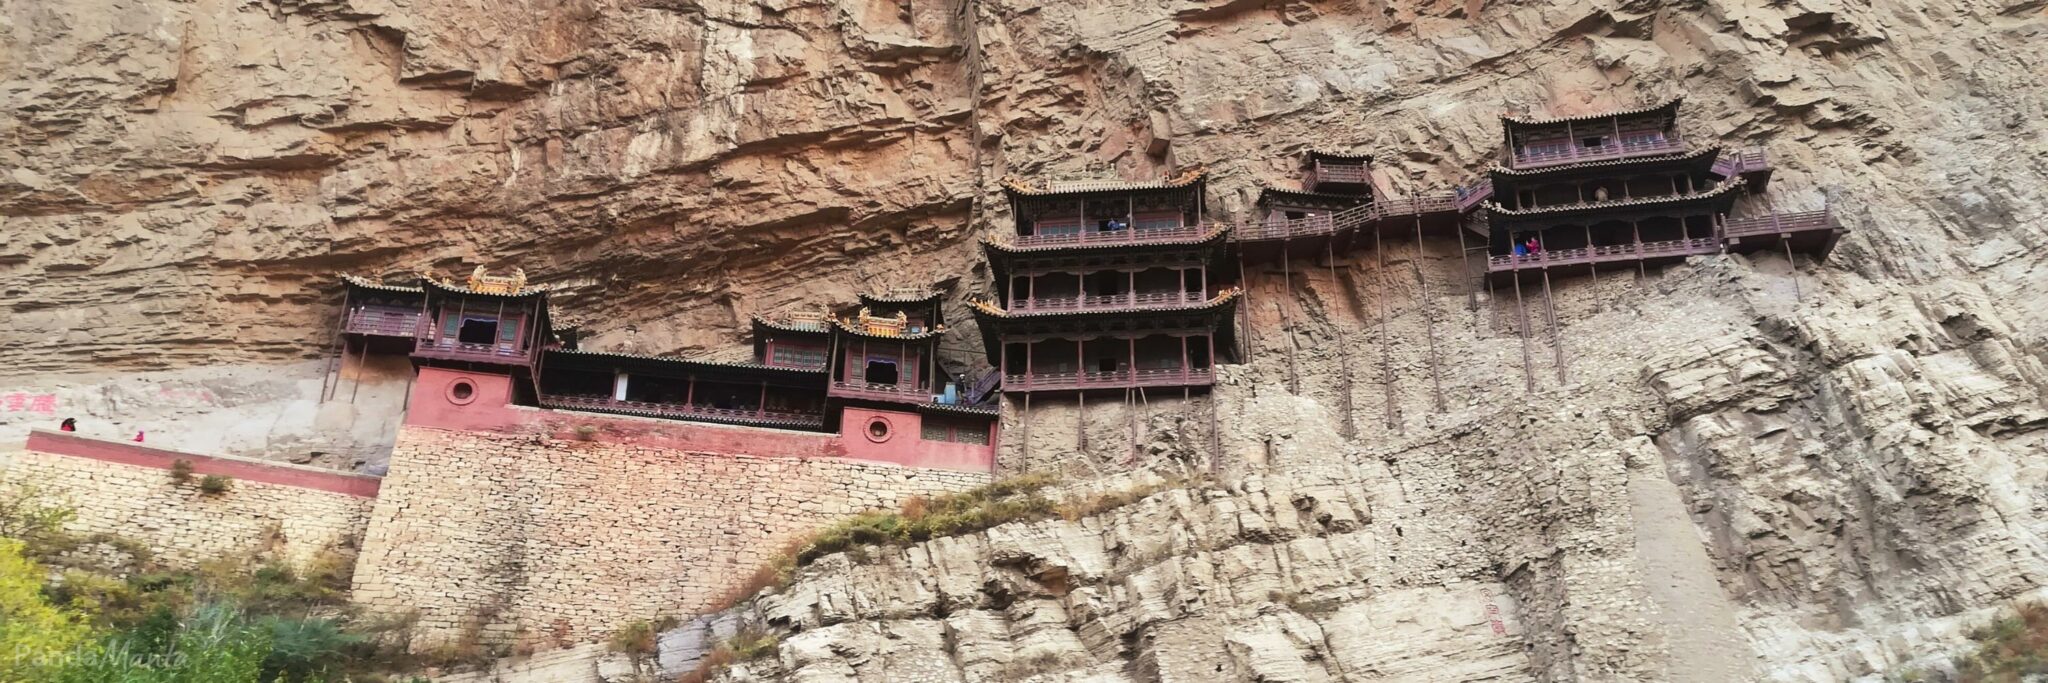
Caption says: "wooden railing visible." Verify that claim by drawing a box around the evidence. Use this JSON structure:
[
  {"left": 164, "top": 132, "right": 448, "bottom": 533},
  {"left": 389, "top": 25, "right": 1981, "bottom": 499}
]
[
  {"left": 1003, "top": 367, "right": 1214, "bottom": 391},
  {"left": 1486, "top": 237, "right": 1719, "bottom": 272},
  {"left": 539, "top": 394, "right": 825, "bottom": 428},
  {"left": 1012, "top": 291, "right": 1207, "bottom": 313},
  {"left": 829, "top": 381, "right": 925, "bottom": 402},
  {"left": 1511, "top": 138, "right": 1685, "bottom": 169},
  {"left": 1308, "top": 164, "right": 1372, "bottom": 189},
  {"left": 415, "top": 338, "right": 530, "bottom": 362},
  {"left": 1455, "top": 179, "right": 1494, "bottom": 212},
  {"left": 344, "top": 310, "right": 421, "bottom": 337},
  {"left": 1011, "top": 224, "right": 1206, "bottom": 249},
  {"left": 1712, "top": 146, "right": 1770, "bottom": 178},
  {"left": 1232, "top": 192, "right": 1458, "bottom": 243},
  {"left": 1723, "top": 209, "right": 1832, "bottom": 238}
]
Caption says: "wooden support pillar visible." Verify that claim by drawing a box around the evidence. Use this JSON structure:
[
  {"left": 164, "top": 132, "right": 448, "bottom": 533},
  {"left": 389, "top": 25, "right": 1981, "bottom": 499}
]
[
  {"left": 1456, "top": 216, "right": 1475, "bottom": 312},
  {"left": 1127, "top": 269, "right": 1136, "bottom": 307},
  {"left": 346, "top": 339, "right": 366, "bottom": 404},
  {"left": 1022, "top": 392, "right": 1032, "bottom": 467},
  {"left": 1542, "top": 270, "right": 1565, "bottom": 385},
  {"left": 685, "top": 376, "right": 696, "bottom": 406},
  {"left": 1180, "top": 335, "right": 1190, "bottom": 382},
  {"left": 1784, "top": 238, "right": 1803, "bottom": 303},
  {"left": 1512, "top": 273, "right": 1536, "bottom": 393},
  {"left": 1238, "top": 251, "right": 1254, "bottom": 364},
  {"left": 1376, "top": 225, "right": 1396, "bottom": 430},
  {"left": 1326, "top": 241, "right": 1356, "bottom": 438},
  {"left": 613, "top": 372, "right": 631, "bottom": 401},
  {"left": 1025, "top": 340, "right": 1034, "bottom": 389},
  {"left": 1281, "top": 243, "right": 1299, "bottom": 395},
  {"left": 1632, "top": 220, "right": 1647, "bottom": 281},
  {"left": 1415, "top": 216, "right": 1445, "bottom": 413},
  {"left": 757, "top": 380, "right": 768, "bottom": 418},
  {"left": 320, "top": 300, "right": 349, "bottom": 403},
  {"left": 1584, "top": 224, "right": 1600, "bottom": 308},
  {"left": 1077, "top": 390, "right": 1087, "bottom": 452}
]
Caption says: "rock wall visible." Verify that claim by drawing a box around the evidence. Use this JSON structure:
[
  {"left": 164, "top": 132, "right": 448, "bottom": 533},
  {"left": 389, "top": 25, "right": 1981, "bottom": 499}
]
[
  {"left": 0, "top": 432, "right": 378, "bottom": 570},
  {"left": 351, "top": 425, "right": 991, "bottom": 651}
]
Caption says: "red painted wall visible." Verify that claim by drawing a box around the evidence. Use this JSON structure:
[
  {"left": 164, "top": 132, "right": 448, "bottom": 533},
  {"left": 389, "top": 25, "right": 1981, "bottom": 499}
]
[
  {"left": 836, "top": 407, "right": 998, "bottom": 472},
  {"left": 23, "top": 430, "right": 382, "bottom": 498},
  {"left": 404, "top": 368, "right": 995, "bottom": 472}
]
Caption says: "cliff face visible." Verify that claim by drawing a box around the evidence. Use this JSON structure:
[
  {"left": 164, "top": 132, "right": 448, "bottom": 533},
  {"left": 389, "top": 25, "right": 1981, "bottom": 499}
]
[{"left": 7, "top": 0, "right": 2048, "bottom": 679}]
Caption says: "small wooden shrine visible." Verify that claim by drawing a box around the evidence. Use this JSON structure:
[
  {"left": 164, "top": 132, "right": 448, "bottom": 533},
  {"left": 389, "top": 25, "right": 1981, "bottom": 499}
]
[{"left": 978, "top": 169, "right": 1239, "bottom": 394}]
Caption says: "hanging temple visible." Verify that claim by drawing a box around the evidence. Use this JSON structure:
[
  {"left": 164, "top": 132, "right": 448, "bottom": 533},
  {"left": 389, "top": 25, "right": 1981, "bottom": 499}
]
[{"left": 327, "top": 96, "right": 1844, "bottom": 471}]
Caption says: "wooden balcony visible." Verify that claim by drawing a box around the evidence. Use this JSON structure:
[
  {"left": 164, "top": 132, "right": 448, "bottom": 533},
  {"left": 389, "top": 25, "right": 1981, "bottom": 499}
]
[
  {"left": 1510, "top": 138, "right": 1686, "bottom": 170},
  {"left": 1010, "top": 224, "right": 1207, "bottom": 250},
  {"left": 1723, "top": 209, "right": 1832, "bottom": 239},
  {"left": 414, "top": 338, "right": 532, "bottom": 365},
  {"left": 1011, "top": 291, "right": 1207, "bottom": 314},
  {"left": 344, "top": 309, "right": 421, "bottom": 337},
  {"left": 1487, "top": 237, "right": 1720, "bottom": 273},
  {"left": 538, "top": 394, "right": 825, "bottom": 429},
  {"left": 829, "top": 381, "right": 928, "bottom": 403},
  {"left": 1306, "top": 163, "right": 1372, "bottom": 192},
  {"left": 1003, "top": 367, "right": 1214, "bottom": 392}
]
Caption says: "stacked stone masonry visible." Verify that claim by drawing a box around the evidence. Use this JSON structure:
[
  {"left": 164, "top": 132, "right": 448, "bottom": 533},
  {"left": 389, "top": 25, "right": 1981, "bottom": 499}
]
[
  {"left": 0, "top": 447, "right": 374, "bottom": 571},
  {"left": 351, "top": 426, "right": 990, "bottom": 649}
]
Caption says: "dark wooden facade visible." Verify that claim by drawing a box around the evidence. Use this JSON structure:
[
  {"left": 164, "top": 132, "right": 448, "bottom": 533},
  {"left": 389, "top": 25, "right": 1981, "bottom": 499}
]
[{"left": 981, "top": 170, "right": 1240, "bottom": 394}]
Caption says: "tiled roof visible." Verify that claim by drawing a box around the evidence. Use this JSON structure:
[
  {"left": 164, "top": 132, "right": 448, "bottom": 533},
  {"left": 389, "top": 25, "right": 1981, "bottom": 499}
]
[
  {"left": 978, "top": 224, "right": 1230, "bottom": 254},
  {"left": 340, "top": 274, "right": 424, "bottom": 294},
  {"left": 859, "top": 288, "right": 942, "bottom": 304},
  {"left": 1257, "top": 185, "right": 1372, "bottom": 205},
  {"left": 917, "top": 401, "right": 1000, "bottom": 417},
  {"left": 1503, "top": 96, "right": 1683, "bottom": 126},
  {"left": 1001, "top": 166, "right": 1206, "bottom": 197},
  {"left": 545, "top": 348, "right": 826, "bottom": 374},
  {"left": 1306, "top": 150, "right": 1373, "bottom": 163},
  {"left": 751, "top": 315, "right": 832, "bottom": 334},
  {"left": 832, "top": 318, "right": 947, "bottom": 341},
  {"left": 1488, "top": 145, "right": 1721, "bottom": 177},
  {"left": 422, "top": 277, "right": 551, "bottom": 298},
  {"left": 969, "top": 288, "right": 1244, "bottom": 319},
  {"left": 1484, "top": 177, "right": 1744, "bottom": 218}
]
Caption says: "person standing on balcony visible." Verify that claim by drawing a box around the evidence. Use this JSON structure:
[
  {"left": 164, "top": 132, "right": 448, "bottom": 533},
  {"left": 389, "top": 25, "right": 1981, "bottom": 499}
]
[
  {"left": 1513, "top": 241, "right": 1528, "bottom": 259},
  {"left": 1525, "top": 236, "right": 1544, "bottom": 256}
]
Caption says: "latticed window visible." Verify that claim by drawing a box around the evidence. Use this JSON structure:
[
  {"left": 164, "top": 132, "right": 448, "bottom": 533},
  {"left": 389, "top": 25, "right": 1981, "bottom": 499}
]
[
  {"left": 921, "top": 421, "right": 950, "bottom": 441},
  {"left": 771, "top": 345, "right": 826, "bottom": 368},
  {"left": 921, "top": 418, "right": 990, "bottom": 445}
]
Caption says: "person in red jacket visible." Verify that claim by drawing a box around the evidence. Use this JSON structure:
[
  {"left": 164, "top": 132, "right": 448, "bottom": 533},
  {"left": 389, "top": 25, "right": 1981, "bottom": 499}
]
[{"left": 59, "top": 418, "right": 76, "bottom": 432}]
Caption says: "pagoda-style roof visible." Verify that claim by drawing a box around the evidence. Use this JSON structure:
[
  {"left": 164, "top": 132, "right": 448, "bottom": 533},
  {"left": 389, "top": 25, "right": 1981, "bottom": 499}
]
[
  {"left": 858, "top": 287, "right": 942, "bottom": 306},
  {"left": 1000, "top": 166, "right": 1206, "bottom": 198},
  {"left": 422, "top": 276, "right": 550, "bottom": 299},
  {"left": 916, "top": 401, "right": 1000, "bottom": 418},
  {"left": 545, "top": 347, "right": 827, "bottom": 381},
  {"left": 1489, "top": 145, "right": 1721, "bottom": 179},
  {"left": 1484, "top": 177, "right": 1745, "bottom": 222},
  {"left": 1503, "top": 96, "right": 1683, "bottom": 128},
  {"left": 833, "top": 314, "right": 945, "bottom": 342},
  {"left": 970, "top": 288, "right": 1242, "bottom": 321},
  {"left": 1304, "top": 150, "right": 1373, "bottom": 165},
  {"left": 340, "top": 274, "right": 424, "bottom": 294},
  {"left": 751, "top": 313, "right": 833, "bottom": 336},
  {"left": 979, "top": 223, "right": 1229, "bottom": 256}
]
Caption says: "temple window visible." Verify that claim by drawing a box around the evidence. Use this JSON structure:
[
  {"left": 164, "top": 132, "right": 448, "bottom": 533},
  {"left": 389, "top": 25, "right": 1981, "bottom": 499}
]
[
  {"left": 457, "top": 317, "right": 500, "bottom": 345},
  {"left": 864, "top": 360, "right": 899, "bottom": 386},
  {"left": 1581, "top": 135, "right": 1607, "bottom": 149}
]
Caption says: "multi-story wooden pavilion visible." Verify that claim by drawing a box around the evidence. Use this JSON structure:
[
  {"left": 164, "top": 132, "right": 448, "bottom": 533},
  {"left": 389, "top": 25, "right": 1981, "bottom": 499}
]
[
  {"left": 1233, "top": 150, "right": 1464, "bottom": 262},
  {"left": 978, "top": 170, "right": 1241, "bottom": 394},
  {"left": 535, "top": 348, "right": 832, "bottom": 430},
  {"left": 411, "top": 268, "right": 555, "bottom": 399},
  {"left": 1483, "top": 97, "right": 1845, "bottom": 283}
]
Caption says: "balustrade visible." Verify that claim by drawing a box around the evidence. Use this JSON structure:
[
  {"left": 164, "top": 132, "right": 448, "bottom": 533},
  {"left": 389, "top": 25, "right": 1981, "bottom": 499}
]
[
  {"left": 1723, "top": 209, "right": 1832, "bottom": 238},
  {"left": 415, "top": 338, "right": 530, "bottom": 362},
  {"left": 1511, "top": 138, "right": 1685, "bottom": 169},
  {"left": 1486, "top": 237, "right": 1718, "bottom": 272},
  {"left": 1012, "top": 290, "right": 1207, "bottom": 313},
  {"left": 344, "top": 309, "right": 421, "bottom": 337},
  {"left": 1012, "top": 224, "right": 1206, "bottom": 249},
  {"left": 1003, "top": 366, "right": 1213, "bottom": 391},
  {"left": 539, "top": 394, "right": 824, "bottom": 427}
]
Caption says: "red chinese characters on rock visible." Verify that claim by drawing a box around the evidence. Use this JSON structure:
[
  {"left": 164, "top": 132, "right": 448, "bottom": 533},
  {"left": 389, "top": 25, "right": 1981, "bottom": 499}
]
[{"left": 2, "top": 392, "right": 58, "bottom": 414}]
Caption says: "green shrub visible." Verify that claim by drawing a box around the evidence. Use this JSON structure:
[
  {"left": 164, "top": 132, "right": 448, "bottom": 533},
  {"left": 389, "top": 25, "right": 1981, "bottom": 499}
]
[
  {"left": 0, "top": 484, "right": 77, "bottom": 554},
  {"left": 608, "top": 619, "right": 659, "bottom": 655},
  {"left": 198, "top": 475, "right": 234, "bottom": 495},
  {"left": 1956, "top": 603, "right": 2048, "bottom": 682},
  {"left": 170, "top": 459, "right": 195, "bottom": 484}
]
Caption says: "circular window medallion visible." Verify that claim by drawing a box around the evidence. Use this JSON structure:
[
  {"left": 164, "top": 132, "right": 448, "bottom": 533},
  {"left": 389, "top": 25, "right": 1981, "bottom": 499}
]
[
  {"left": 864, "top": 416, "right": 893, "bottom": 443},
  {"left": 446, "top": 378, "right": 478, "bottom": 405}
]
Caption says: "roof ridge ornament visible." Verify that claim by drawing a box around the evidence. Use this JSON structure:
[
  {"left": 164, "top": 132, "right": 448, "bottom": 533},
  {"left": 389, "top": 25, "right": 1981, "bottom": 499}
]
[{"left": 466, "top": 266, "right": 528, "bottom": 294}]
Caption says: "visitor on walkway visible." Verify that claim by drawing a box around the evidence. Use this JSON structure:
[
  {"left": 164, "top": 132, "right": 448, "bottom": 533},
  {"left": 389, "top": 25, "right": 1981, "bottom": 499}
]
[
  {"left": 59, "top": 418, "right": 76, "bottom": 432},
  {"left": 132, "top": 430, "right": 145, "bottom": 443},
  {"left": 1525, "top": 236, "right": 1543, "bottom": 256},
  {"left": 1512, "top": 242, "right": 1527, "bottom": 258}
]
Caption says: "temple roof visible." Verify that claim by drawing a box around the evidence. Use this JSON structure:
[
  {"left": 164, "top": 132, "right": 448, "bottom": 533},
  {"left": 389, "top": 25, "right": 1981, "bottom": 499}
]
[
  {"left": 1484, "top": 177, "right": 1745, "bottom": 219},
  {"left": 858, "top": 288, "right": 943, "bottom": 306},
  {"left": 1503, "top": 96, "right": 1683, "bottom": 127},
  {"left": 1488, "top": 145, "right": 1722, "bottom": 177},
  {"left": 545, "top": 347, "right": 827, "bottom": 375},
  {"left": 422, "top": 277, "right": 551, "bottom": 299},
  {"left": 340, "top": 274, "right": 424, "bottom": 294},
  {"left": 535, "top": 395, "right": 824, "bottom": 430},
  {"left": 833, "top": 317, "right": 946, "bottom": 341},
  {"left": 978, "top": 224, "right": 1230, "bottom": 256},
  {"left": 969, "top": 288, "right": 1243, "bottom": 321},
  {"left": 1305, "top": 150, "right": 1373, "bottom": 164},
  {"left": 916, "top": 401, "right": 1000, "bottom": 418},
  {"left": 1001, "top": 166, "right": 1207, "bottom": 198},
  {"left": 751, "top": 314, "right": 833, "bottom": 336}
]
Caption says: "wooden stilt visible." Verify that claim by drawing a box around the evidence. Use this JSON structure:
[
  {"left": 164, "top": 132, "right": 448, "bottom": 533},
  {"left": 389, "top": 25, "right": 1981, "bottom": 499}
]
[
  {"left": 399, "top": 364, "right": 415, "bottom": 411},
  {"left": 1376, "top": 227, "right": 1397, "bottom": 430},
  {"left": 1415, "top": 216, "right": 1445, "bottom": 413},
  {"left": 347, "top": 339, "right": 365, "bottom": 404},
  {"left": 1281, "top": 243, "right": 1300, "bottom": 395},
  {"left": 319, "top": 302, "right": 348, "bottom": 403},
  {"left": 1584, "top": 224, "right": 1599, "bottom": 311},
  {"left": 1326, "top": 241, "right": 1356, "bottom": 439},
  {"left": 1022, "top": 392, "right": 1032, "bottom": 468},
  {"left": 1512, "top": 272, "right": 1536, "bottom": 393},
  {"left": 1632, "top": 219, "right": 1647, "bottom": 281},
  {"left": 1238, "top": 251, "right": 1255, "bottom": 364},
  {"left": 1456, "top": 217, "right": 1475, "bottom": 312},
  {"left": 1077, "top": 390, "right": 1087, "bottom": 453},
  {"left": 1542, "top": 270, "right": 1565, "bottom": 385},
  {"left": 1783, "top": 238, "right": 1803, "bottom": 303}
]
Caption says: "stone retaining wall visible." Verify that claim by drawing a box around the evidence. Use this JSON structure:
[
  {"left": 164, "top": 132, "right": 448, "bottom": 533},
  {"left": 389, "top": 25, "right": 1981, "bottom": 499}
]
[
  {"left": 1, "top": 430, "right": 379, "bottom": 569},
  {"left": 351, "top": 425, "right": 991, "bottom": 651}
]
